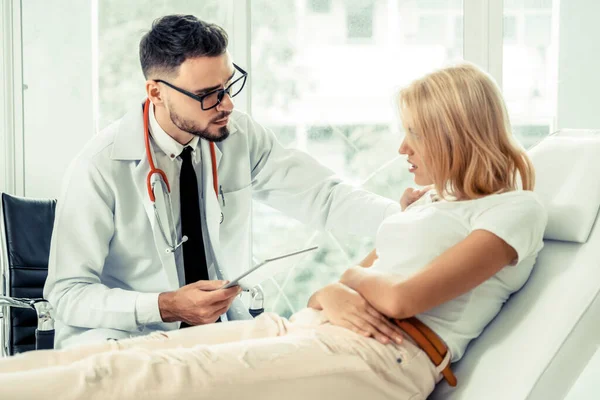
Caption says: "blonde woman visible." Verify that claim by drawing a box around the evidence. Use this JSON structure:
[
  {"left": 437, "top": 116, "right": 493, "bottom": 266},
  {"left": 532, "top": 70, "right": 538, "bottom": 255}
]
[{"left": 0, "top": 63, "right": 547, "bottom": 400}]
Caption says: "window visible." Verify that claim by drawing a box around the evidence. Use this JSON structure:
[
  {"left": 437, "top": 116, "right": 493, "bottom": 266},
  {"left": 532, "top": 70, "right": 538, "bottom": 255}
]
[
  {"left": 90, "top": 0, "right": 555, "bottom": 318},
  {"left": 419, "top": 0, "right": 462, "bottom": 8},
  {"left": 345, "top": 0, "right": 375, "bottom": 41},
  {"left": 454, "top": 14, "right": 464, "bottom": 49},
  {"left": 251, "top": 0, "right": 463, "bottom": 316},
  {"left": 403, "top": 0, "right": 464, "bottom": 58},
  {"left": 524, "top": 15, "right": 552, "bottom": 47},
  {"left": 12, "top": 0, "right": 600, "bottom": 331},
  {"left": 524, "top": 0, "right": 552, "bottom": 8},
  {"left": 416, "top": 15, "right": 446, "bottom": 45},
  {"left": 503, "top": 0, "right": 556, "bottom": 149},
  {"left": 504, "top": 15, "right": 518, "bottom": 43},
  {"left": 97, "top": 0, "right": 232, "bottom": 130},
  {"left": 308, "top": 0, "right": 332, "bottom": 14}
]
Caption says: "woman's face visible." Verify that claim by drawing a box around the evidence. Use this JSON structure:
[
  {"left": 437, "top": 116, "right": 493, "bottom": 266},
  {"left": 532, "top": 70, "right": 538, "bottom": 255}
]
[{"left": 398, "top": 110, "right": 433, "bottom": 186}]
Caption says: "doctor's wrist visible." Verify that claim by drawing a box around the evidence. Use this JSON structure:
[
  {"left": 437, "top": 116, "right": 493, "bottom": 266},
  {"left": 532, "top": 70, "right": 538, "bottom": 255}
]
[{"left": 158, "top": 291, "right": 178, "bottom": 323}]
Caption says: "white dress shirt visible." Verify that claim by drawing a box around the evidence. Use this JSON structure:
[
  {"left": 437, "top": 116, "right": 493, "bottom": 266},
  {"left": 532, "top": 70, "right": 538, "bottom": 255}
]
[{"left": 134, "top": 102, "right": 223, "bottom": 324}]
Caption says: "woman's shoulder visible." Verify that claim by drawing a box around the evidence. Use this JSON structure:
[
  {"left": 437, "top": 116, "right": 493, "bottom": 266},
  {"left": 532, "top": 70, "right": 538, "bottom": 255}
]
[
  {"left": 429, "top": 189, "right": 548, "bottom": 231},
  {"left": 480, "top": 189, "right": 542, "bottom": 204},
  {"left": 474, "top": 190, "right": 546, "bottom": 215},
  {"left": 400, "top": 188, "right": 547, "bottom": 228},
  {"left": 470, "top": 190, "right": 548, "bottom": 236}
]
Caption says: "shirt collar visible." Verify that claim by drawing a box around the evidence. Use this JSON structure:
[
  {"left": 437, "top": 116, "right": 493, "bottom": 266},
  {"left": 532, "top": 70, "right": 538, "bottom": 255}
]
[{"left": 149, "top": 101, "right": 200, "bottom": 161}]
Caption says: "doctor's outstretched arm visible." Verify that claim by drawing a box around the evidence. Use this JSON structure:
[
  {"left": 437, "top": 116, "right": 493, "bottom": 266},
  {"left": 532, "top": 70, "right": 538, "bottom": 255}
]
[{"left": 244, "top": 116, "right": 401, "bottom": 239}]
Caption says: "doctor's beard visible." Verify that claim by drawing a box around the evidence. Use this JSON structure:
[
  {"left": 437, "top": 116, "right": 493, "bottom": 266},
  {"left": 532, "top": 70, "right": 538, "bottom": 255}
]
[{"left": 169, "top": 109, "right": 230, "bottom": 143}]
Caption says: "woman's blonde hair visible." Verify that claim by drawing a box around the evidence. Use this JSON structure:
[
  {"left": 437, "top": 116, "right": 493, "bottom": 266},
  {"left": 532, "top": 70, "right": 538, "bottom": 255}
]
[{"left": 399, "top": 63, "right": 535, "bottom": 200}]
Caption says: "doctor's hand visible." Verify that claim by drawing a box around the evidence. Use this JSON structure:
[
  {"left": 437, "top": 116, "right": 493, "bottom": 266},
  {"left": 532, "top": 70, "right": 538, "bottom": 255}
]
[
  {"left": 158, "top": 280, "right": 242, "bottom": 325},
  {"left": 400, "top": 185, "right": 433, "bottom": 211},
  {"left": 315, "top": 282, "right": 403, "bottom": 345}
]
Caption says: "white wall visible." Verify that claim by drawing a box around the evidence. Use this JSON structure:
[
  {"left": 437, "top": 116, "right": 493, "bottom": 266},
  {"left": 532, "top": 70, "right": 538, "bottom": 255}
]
[
  {"left": 557, "top": 0, "right": 600, "bottom": 129},
  {"left": 21, "top": 0, "right": 95, "bottom": 198}
]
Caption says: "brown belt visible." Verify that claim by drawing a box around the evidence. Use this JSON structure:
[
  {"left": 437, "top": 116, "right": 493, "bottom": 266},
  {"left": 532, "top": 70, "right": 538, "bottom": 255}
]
[{"left": 394, "top": 317, "right": 457, "bottom": 387}]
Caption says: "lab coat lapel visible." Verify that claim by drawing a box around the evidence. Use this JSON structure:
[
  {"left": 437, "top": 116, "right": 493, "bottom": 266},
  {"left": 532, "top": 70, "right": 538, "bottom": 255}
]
[
  {"left": 214, "top": 142, "right": 223, "bottom": 169},
  {"left": 117, "top": 104, "right": 180, "bottom": 290}
]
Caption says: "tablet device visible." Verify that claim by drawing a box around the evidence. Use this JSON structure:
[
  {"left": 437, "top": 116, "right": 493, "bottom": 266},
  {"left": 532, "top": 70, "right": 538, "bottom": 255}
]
[{"left": 220, "top": 246, "right": 319, "bottom": 289}]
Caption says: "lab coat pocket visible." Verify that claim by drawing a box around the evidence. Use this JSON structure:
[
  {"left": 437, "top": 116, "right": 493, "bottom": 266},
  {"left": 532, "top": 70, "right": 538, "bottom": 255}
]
[
  {"left": 220, "top": 184, "right": 252, "bottom": 225},
  {"left": 218, "top": 184, "right": 253, "bottom": 280}
]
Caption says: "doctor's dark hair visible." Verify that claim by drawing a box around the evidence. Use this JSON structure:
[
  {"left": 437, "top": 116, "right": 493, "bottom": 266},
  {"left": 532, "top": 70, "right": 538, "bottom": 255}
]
[{"left": 139, "top": 14, "right": 228, "bottom": 79}]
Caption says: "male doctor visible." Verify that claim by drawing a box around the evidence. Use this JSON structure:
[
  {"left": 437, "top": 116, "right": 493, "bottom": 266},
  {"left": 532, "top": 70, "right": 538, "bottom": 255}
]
[{"left": 44, "top": 14, "right": 401, "bottom": 349}]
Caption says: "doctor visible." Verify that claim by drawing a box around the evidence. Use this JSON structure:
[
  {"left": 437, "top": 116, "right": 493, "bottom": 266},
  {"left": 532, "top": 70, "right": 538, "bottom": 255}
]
[{"left": 44, "top": 14, "right": 401, "bottom": 349}]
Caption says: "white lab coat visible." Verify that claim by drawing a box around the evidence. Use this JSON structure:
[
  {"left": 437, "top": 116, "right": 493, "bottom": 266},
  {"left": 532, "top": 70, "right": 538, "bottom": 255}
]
[{"left": 44, "top": 104, "right": 400, "bottom": 348}]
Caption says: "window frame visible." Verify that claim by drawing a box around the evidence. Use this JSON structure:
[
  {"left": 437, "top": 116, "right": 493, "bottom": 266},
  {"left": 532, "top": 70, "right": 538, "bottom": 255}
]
[
  {"left": 0, "top": 0, "right": 508, "bottom": 197},
  {"left": 0, "top": 0, "right": 25, "bottom": 196}
]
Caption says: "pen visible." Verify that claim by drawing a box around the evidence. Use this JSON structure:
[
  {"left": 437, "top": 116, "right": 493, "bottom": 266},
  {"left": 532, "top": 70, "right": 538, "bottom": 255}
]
[{"left": 219, "top": 185, "right": 226, "bottom": 207}]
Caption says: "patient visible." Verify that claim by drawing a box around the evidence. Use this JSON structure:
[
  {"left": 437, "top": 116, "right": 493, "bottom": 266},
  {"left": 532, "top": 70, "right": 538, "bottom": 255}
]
[{"left": 0, "top": 63, "right": 547, "bottom": 400}]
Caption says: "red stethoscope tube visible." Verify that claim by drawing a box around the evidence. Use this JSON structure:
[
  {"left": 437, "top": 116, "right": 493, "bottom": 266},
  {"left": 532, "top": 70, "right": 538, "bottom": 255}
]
[{"left": 143, "top": 98, "right": 219, "bottom": 202}]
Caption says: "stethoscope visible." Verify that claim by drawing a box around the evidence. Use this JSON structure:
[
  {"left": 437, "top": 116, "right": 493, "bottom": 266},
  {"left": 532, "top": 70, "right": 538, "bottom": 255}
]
[{"left": 143, "top": 98, "right": 223, "bottom": 254}]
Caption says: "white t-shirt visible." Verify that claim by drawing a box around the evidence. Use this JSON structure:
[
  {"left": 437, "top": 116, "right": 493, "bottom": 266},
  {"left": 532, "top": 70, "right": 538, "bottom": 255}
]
[{"left": 371, "top": 190, "right": 547, "bottom": 362}]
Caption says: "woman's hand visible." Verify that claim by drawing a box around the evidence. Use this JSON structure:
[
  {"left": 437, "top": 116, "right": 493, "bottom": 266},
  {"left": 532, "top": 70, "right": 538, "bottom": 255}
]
[
  {"left": 315, "top": 282, "right": 403, "bottom": 345},
  {"left": 400, "top": 185, "right": 433, "bottom": 211}
]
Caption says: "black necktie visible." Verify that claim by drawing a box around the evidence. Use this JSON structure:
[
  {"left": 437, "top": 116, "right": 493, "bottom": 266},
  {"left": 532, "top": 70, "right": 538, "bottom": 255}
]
[{"left": 179, "top": 146, "right": 209, "bottom": 284}]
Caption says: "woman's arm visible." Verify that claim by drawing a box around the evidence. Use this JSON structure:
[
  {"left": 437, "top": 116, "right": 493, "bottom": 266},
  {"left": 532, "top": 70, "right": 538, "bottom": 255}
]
[
  {"left": 340, "top": 229, "right": 518, "bottom": 319},
  {"left": 308, "top": 248, "right": 377, "bottom": 309},
  {"left": 358, "top": 249, "right": 378, "bottom": 267},
  {"left": 307, "top": 282, "right": 404, "bottom": 344}
]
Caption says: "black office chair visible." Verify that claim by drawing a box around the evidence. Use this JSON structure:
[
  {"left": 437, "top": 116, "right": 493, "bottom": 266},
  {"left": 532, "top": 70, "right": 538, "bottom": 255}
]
[{"left": 0, "top": 193, "right": 56, "bottom": 356}]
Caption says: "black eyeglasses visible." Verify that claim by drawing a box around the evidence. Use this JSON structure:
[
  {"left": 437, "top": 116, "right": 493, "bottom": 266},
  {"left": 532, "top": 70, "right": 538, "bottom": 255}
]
[{"left": 155, "top": 63, "right": 248, "bottom": 111}]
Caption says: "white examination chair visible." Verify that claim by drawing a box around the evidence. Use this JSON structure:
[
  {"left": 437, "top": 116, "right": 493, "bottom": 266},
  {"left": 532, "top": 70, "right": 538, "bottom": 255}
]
[{"left": 430, "top": 129, "right": 600, "bottom": 400}]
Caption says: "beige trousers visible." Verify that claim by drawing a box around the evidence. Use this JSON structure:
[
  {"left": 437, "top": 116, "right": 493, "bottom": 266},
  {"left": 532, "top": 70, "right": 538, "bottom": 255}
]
[{"left": 0, "top": 309, "right": 442, "bottom": 400}]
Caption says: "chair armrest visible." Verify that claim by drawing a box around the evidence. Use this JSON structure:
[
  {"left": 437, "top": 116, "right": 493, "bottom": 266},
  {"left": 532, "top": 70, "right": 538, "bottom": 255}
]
[
  {"left": 0, "top": 296, "right": 54, "bottom": 331},
  {"left": 1, "top": 296, "right": 55, "bottom": 352},
  {"left": 0, "top": 296, "right": 34, "bottom": 309}
]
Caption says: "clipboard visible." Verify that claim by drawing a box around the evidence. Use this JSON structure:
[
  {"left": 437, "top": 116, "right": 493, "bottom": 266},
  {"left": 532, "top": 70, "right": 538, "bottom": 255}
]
[{"left": 220, "top": 246, "right": 319, "bottom": 289}]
